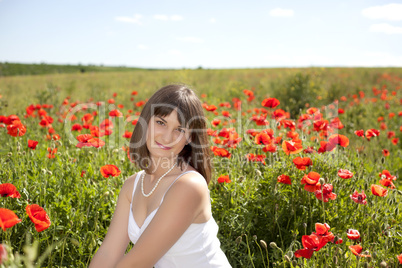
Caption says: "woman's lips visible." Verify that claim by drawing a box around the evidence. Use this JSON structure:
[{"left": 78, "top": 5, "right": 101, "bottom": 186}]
[{"left": 156, "top": 141, "right": 172, "bottom": 150}]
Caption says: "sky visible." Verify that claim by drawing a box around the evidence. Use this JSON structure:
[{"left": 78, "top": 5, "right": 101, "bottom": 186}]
[{"left": 1, "top": 0, "right": 402, "bottom": 69}]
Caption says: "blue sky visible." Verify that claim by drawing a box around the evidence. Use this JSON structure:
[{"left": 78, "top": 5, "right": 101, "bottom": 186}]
[{"left": 1, "top": 0, "right": 401, "bottom": 68}]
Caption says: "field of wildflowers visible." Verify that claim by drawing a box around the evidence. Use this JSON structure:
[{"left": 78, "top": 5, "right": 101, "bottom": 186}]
[{"left": 0, "top": 67, "right": 401, "bottom": 267}]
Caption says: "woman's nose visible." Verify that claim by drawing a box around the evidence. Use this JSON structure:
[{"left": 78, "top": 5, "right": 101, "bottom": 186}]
[{"left": 161, "top": 130, "right": 174, "bottom": 144}]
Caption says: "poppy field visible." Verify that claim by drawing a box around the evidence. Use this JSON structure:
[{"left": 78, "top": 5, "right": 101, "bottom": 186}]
[{"left": 0, "top": 67, "right": 401, "bottom": 267}]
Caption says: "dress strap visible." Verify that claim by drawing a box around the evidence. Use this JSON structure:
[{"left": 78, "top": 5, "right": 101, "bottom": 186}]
[
  {"left": 131, "top": 170, "right": 144, "bottom": 204},
  {"left": 160, "top": 170, "right": 199, "bottom": 203}
]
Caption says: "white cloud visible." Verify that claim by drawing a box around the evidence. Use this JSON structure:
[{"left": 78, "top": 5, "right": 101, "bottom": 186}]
[
  {"left": 362, "top": 3, "right": 402, "bottom": 21},
  {"left": 115, "top": 14, "right": 142, "bottom": 25},
  {"left": 177, "top": 37, "right": 204, "bottom": 43},
  {"left": 137, "top": 44, "right": 148, "bottom": 50},
  {"left": 356, "top": 51, "right": 402, "bottom": 66},
  {"left": 168, "top": 49, "right": 181, "bottom": 55},
  {"left": 170, "top": 15, "right": 183, "bottom": 21},
  {"left": 369, "top": 23, "right": 402, "bottom": 34},
  {"left": 153, "top": 15, "right": 183, "bottom": 21},
  {"left": 269, "top": 8, "right": 294, "bottom": 18},
  {"left": 209, "top": 18, "right": 216, "bottom": 23}
]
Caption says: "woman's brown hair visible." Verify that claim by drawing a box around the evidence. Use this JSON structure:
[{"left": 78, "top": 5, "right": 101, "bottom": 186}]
[{"left": 129, "top": 84, "right": 212, "bottom": 184}]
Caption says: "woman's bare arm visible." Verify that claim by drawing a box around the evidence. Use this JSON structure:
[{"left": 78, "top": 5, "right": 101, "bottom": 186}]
[{"left": 114, "top": 172, "right": 208, "bottom": 268}]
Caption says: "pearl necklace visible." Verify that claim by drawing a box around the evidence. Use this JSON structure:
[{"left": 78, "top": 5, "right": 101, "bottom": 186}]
[{"left": 141, "top": 163, "right": 177, "bottom": 198}]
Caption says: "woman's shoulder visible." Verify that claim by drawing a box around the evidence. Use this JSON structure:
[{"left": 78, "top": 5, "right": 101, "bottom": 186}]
[
  {"left": 120, "top": 171, "right": 143, "bottom": 201},
  {"left": 168, "top": 169, "right": 208, "bottom": 198}
]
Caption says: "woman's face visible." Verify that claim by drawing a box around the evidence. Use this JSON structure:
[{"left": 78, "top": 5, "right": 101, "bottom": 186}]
[{"left": 146, "top": 109, "right": 191, "bottom": 160}]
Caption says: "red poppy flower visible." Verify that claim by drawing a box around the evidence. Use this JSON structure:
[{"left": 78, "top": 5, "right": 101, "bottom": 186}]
[
  {"left": 347, "top": 229, "right": 360, "bottom": 240},
  {"left": 109, "top": 109, "right": 123, "bottom": 117},
  {"left": 81, "top": 113, "right": 94, "bottom": 123},
  {"left": 262, "top": 98, "right": 280, "bottom": 108},
  {"left": 245, "top": 153, "right": 266, "bottom": 165},
  {"left": 371, "top": 184, "right": 388, "bottom": 197},
  {"left": 100, "top": 165, "right": 121, "bottom": 178},
  {"left": 379, "top": 170, "right": 397, "bottom": 181},
  {"left": 317, "top": 140, "right": 337, "bottom": 153},
  {"left": 212, "top": 119, "right": 221, "bottom": 127},
  {"left": 122, "top": 131, "right": 132, "bottom": 139},
  {"left": 349, "top": 245, "right": 371, "bottom": 257},
  {"left": 211, "top": 146, "right": 231, "bottom": 158},
  {"left": 398, "top": 254, "right": 402, "bottom": 264},
  {"left": 354, "top": 130, "right": 364, "bottom": 137},
  {"left": 71, "top": 123, "right": 83, "bottom": 132},
  {"left": 293, "top": 157, "right": 313, "bottom": 170},
  {"left": 282, "top": 139, "right": 303, "bottom": 155},
  {"left": 255, "top": 132, "right": 272, "bottom": 145},
  {"left": 379, "top": 178, "right": 395, "bottom": 189},
  {"left": 28, "top": 139, "right": 39, "bottom": 150},
  {"left": 365, "top": 129, "right": 380, "bottom": 141},
  {"left": 338, "top": 169, "right": 353, "bottom": 179},
  {"left": 272, "top": 109, "right": 288, "bottom": 120},
  {"left": 392, "top": 138, "right": 399, "bottom": 145},
  {"left": 222, "top": 132, "right": 241, "bottom": 148},
  {"left": 221, "top": 111, "right": 231, "bottom": 117},
  {"left": 0, "top": 183, "right": 21, "bottom": 198},
  {"left": 217, "top": 175, "right": 231, "bottom": 184},
  {"left": 7, "top": 120, "right": 27, "bottom": 137},
  {"left": 76, "top": 134, "right": 94, "bottom": 147},
  {"left": 295, "top": 223, "right": 334, "bottom": 259},
  {"left": 315, "top": 184, "right": 337, "bottom": 202},
  {"left": 301, "top": 172, "right": 321, "bottom": 192},
  {"left": 81, "top": 170, "right": 86, "bottom": 177},
  {"left": 263, "top": 143, "right": 277, "bottom": 153},
  {"left": 277, "top": 174, "right": 291, "bottom": 185},
  {"left": 328, "top": 134, "right": 349, "bottom": 147},
  {"left": 350, "top": 190, "right": 367, "bottom": 205},
  {"left": 203, "top": 104, "right": 217, "bottom": 112},
  {"left": 90, "top": 138, "right": 105, "bottom": 148},
  {"left": 313, "top": 119, "right": 329, "bottom": 132},
  {"left": 303, "top": 146, "right": 316, "bottom": 154},
  {"left": 0, "top": 208, "right": 22, "bottom": 231},
  {"left": 382, "top": 149, "right": 390, "bottom": 157},
  {"left": 47, "top": 148, "right": 57, "bottom": 159},
  {"left": 26, "top": 204, "right": 51, "bottom": 232}
]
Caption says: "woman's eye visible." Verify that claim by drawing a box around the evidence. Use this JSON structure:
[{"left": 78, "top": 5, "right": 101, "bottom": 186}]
[
  {"left": 156, "top": 120, "right": 165, "bottom": 126},
  {"left": 177, "top": 128, "right": 185, "bottom": 133}
]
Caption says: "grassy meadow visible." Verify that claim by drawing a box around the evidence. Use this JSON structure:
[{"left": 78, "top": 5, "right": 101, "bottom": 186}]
[{"left": 0, "top": 67, "right": 401, "bottom": 267}]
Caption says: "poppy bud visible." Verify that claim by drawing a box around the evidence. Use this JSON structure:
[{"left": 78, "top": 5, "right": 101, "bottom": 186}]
[
  {"left": 284, "top": 255, "right": 291, "bottom": 262},
  {"left": 7, "top": 152, "right": 12, "bottom": 157},
  {"left": 269, "top": 242, "right": 278, "bottom": 249},
  {"left": 333, "top": 256, "right": 338, "bottom": 264},
  {"left": 303, "top": 223, "right": 307, "bottom": 229},
  {"left": 292, "top": 260, "right": 297, "bottom": 267},
  {"left": 48, "top": 171, "right": 52, "bottom": 175},
  {"left": 255, "top": 170, "right": 262, "bottom": 177},
  {"left": 380, "top": 261, "right": 387, "bottom": 267},
  {"left": 253, "top": 235, "right": 257, "bottom": 241},
  {"left": 103, "top": 191, "right": 109, "bottom": 196},
  {"left": 260, "top": 240, "right": 267, "bottom": 250},
  {"left": 70, "top": 238, "right": 80, "bottom": 246},
  {"left": 319, "top": 178, "right": 325, "bottom": 185},
  {"left": 235, "top": 236, "right": 242, "bottom": 245}
]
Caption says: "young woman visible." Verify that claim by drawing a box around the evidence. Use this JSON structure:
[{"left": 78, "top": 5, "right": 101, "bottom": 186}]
[{"left": 89, "top": 84, "right": 231, "bottom": 267}]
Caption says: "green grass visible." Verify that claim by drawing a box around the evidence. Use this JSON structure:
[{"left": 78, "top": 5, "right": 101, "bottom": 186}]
[{"left": 0, "top": 67, "right": 401, "bottom": 267}]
